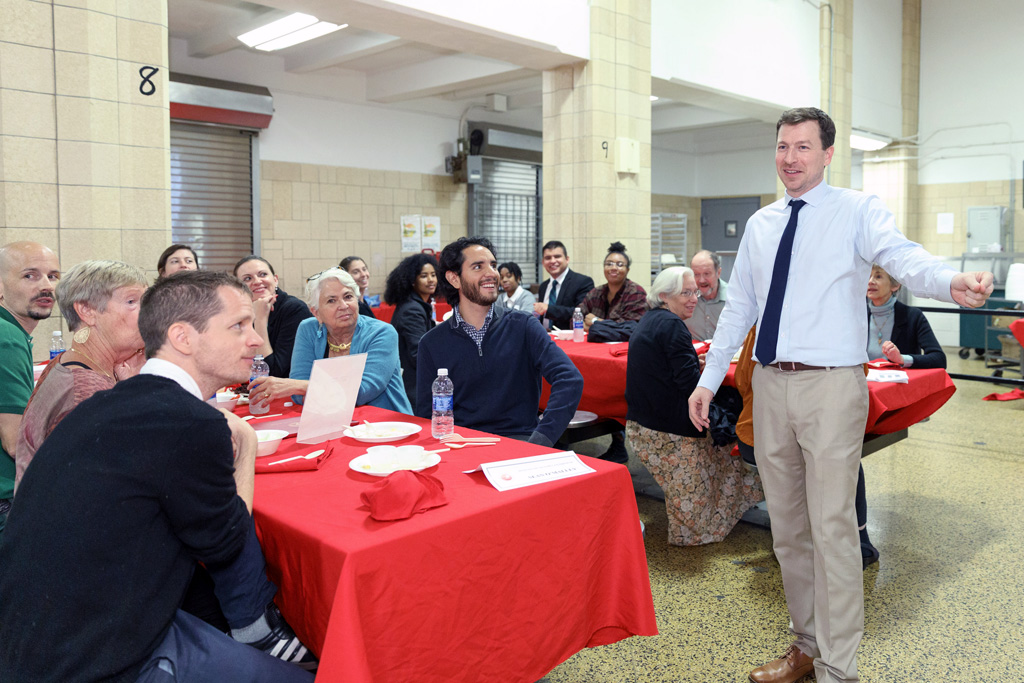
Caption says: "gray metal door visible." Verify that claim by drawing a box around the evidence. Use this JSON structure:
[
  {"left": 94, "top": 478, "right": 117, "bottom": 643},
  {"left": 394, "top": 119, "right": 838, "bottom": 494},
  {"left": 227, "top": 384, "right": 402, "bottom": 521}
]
[{"left": 700, "top": 196, "right": 761, "bottom": 281}]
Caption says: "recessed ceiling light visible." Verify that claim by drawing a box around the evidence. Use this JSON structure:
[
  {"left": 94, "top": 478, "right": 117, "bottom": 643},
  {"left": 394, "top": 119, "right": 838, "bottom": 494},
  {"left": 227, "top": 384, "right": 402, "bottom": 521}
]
[
  {"left": 849, "top": 130, "right": 891, "bottom": 151},
  {"left": 238, "top": 12, "right": 346, "bottom": 51}
]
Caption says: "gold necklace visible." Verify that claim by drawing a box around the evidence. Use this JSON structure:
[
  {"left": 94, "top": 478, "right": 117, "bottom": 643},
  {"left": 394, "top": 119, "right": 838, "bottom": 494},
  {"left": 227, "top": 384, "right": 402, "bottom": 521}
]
[
  {"left": 326, "top": 337, "right": 352, "bottom": 353},
  {"left": 69, "top": 346, "right": 114, "bottom": 380}
]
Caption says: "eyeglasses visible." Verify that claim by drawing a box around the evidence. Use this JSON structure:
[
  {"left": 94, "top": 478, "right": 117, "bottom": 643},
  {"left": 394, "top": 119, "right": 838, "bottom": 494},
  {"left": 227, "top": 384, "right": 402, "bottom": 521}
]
[
  {"left": 603, "top": 261, "right": 628, "bottom": 269},
  {"left": 680, "top": 290, "right": 700, "bottom": 299},
  {"left": 306, "top": 270, "right": 327, "bottom": 282}
]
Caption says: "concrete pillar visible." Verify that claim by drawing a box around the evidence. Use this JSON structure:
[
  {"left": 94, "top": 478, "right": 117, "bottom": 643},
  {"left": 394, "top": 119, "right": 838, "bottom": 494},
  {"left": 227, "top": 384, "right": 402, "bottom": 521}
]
[
  {"left": 822, "top": 0, "right": 854, "bottom": 190},
  {"left": 863, "top": 0, "right": 921, "bottom": 245},
  {"left": 541, "top": 0, "right": 652, "bottom": 287},
  {"left": 0, "top": 0, "right": 170, "bottom": 358}
]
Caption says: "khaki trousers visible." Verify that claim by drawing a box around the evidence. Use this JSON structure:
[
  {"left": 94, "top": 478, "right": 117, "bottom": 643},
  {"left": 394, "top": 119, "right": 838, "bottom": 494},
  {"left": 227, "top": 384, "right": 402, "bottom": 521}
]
[{"left": 751, "top": 364, "right": 869, "bottom": 683}]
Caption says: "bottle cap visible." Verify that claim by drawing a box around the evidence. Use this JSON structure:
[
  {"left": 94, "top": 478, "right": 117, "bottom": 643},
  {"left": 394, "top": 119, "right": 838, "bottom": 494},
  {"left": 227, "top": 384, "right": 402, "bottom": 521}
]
[
  {"left": 52, "top": 330, "right": 62, "bottom": 336},
  {"left": 254, "top": 354, "right": 264, "bottom": 361},
  {"left": 438, "top": 368, "right": 448, "bottom": 376}
]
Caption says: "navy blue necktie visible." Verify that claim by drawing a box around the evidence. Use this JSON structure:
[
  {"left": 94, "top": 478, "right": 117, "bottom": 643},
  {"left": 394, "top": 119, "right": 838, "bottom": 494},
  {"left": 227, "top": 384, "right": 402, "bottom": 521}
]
[
  {"left": 544, "top": 279, "right": 558, "bottom": 329},
  {"left": 755, "top": 199, "right": 806, "bottom": 366}
]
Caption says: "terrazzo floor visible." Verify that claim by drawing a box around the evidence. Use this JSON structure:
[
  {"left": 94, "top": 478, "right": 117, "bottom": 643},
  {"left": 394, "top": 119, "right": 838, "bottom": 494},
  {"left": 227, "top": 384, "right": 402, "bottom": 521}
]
[{"left": 542, "top": 353, "right": 1024, "bottom": 683}]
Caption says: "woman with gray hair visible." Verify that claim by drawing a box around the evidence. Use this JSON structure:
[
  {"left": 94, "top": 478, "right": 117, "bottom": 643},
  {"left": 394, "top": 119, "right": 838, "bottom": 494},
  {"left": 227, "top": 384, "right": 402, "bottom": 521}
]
[
  {"left": 15, "top": 259, "right": 148, "bottom": 490},
  {"left": 247, "top": 267, "right": 411, "bottom": 414},
  {"left": 624, "top": 266, "right": 762, "bottom": 545}
]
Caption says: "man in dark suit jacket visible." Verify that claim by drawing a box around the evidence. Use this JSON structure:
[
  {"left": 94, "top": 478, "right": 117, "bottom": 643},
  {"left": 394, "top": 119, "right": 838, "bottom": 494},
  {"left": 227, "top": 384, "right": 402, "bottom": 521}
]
[{"left": 533, "top": 240, "right": 595, "bottom": 330}]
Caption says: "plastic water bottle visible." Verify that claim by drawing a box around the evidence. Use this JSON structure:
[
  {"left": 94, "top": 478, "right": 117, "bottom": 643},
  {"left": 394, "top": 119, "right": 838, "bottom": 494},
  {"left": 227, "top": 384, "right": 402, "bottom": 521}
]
[
  {"left": 572, "top": 307, "right": 585, "bottom": 342},
  {"left": 431, "top": 368, "right": 454, "bottom": 439},
  {"left": 50, "top": 330, "right": 66, "bottom": 359},
  {"left": 248, "top": 355, "right": 270, "bottom": 415},
  {"left": 431, "top": 299, "right": 437, "bottom": 322}
]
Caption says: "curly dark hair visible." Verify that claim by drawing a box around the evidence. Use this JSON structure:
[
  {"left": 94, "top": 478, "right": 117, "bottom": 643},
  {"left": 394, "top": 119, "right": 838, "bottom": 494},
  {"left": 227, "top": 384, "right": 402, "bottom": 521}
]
[
  {"left": 437, "top": 237, "right": 496, "bottom": 307},
  {"left": 605, "top": 241, "right": 631, "bottom": 268},
  {"left": 383, "top": 253, "right": 438, "bottom": 305},
  {"left": 498, "top": 261, "right": 522, "bottom": 282}
]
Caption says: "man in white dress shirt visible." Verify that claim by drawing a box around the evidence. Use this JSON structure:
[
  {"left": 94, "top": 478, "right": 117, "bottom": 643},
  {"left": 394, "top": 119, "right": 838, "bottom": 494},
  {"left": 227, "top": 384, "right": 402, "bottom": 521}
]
[{"left": 688, "top": 107, "right": 992, "bottom": 683}]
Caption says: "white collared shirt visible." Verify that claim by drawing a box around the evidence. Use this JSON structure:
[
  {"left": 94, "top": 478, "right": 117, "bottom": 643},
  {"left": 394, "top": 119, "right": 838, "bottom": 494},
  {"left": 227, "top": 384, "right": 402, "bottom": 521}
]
[
  {"left": 543, "top": 268, "right": 570, "bottom": 306},
  {"left": 140, "top": 357, "right": 205, "bottom": 400},
  {"left": 699, "top": 182, "right": 956, "bottom": 393}
]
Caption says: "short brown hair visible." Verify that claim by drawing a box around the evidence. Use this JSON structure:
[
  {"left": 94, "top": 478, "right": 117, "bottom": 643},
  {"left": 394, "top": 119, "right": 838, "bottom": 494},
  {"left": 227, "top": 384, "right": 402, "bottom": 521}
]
[
  {"left": 777, "top": 107, "right": 836, "bottom": 149},
  {"left": 139, "top": 270, "right": 247, "bottom": 358}
]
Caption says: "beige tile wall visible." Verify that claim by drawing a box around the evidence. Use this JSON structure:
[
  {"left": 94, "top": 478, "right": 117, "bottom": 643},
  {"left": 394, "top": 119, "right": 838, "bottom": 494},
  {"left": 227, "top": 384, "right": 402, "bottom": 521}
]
[
  {"left": 914, "top": 181, "right": 1024, "bottom": 257},
  {"left": 1, "top": 0, "right": 170, "bottom": 361},
  {"left": 259, "top": 160, "right": 467, "bottom": 297}
]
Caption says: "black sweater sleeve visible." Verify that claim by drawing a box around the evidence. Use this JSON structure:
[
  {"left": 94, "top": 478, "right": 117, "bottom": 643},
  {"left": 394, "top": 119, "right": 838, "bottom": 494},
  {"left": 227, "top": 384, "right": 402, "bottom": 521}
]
[{"left": 265, "top": 293, "right": 313, "bottom": 378}]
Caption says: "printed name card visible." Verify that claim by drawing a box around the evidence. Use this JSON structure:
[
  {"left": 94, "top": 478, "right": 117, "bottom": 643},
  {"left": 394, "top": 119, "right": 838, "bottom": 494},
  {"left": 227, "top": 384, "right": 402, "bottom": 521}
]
[
  {"left": 866, "top": 369, "right": 909, "bottom": 384},
  {"left": 465, "top": 452, "right": 596, "bottom": 491}
]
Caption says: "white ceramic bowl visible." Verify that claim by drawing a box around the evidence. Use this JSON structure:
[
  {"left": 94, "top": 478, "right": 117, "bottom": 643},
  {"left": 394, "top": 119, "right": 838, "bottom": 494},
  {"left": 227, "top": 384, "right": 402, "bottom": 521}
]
[
  {"left": 255, "top": 429, "right": 289, "bottom": 457},
  {"left": 215, "top": 391, "right": 239, "bottom": 410}
]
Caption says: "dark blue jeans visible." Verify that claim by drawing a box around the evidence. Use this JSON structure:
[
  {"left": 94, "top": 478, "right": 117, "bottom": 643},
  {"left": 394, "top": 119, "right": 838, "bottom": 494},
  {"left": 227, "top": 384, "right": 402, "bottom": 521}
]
[
  {"left": 135, "top": 610, "right": 313, "bottom": 683},
  {"left": 205, "top": 515, "right": 279, "bottom": 629}
]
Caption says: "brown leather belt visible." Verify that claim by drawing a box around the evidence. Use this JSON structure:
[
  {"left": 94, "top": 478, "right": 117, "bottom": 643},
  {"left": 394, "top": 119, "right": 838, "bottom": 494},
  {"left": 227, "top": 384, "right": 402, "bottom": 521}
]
[{"left": 768, "top": 361, "right": 833, "bottom": 372}]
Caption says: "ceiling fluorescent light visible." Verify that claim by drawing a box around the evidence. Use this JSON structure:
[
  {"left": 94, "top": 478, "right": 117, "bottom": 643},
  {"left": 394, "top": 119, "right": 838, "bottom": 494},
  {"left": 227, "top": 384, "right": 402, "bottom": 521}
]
[
  {"left": 650, "top": 95, "right": 659, "bottom": 101},
  {"left": 238, "top": 13, "right": 347, "bottom": 51},
  {"left": 238, "top": 13, "right": 317, "bottom": 48},
  {"left": 849, "top": 130, "right": 891, "bottom": 152},
  {"left": 253, "top": 21, "right": 347, "bottom": 51}
]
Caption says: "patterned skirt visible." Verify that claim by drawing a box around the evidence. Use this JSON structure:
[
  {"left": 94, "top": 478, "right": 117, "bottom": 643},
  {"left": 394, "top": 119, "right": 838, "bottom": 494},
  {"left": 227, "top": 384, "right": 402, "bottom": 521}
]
[{"left": 626, "top": 420, "right": 764, "bottom": 546}]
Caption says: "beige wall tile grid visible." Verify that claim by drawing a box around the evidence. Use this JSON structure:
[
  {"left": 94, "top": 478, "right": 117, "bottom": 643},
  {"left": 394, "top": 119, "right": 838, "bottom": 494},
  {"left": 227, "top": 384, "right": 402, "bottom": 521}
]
[
  {"left": 1, "top": 0, "right": 170, "bottom": 359},
  {"left": 260, "top": 161, "right": 467, "bottom": 297}
]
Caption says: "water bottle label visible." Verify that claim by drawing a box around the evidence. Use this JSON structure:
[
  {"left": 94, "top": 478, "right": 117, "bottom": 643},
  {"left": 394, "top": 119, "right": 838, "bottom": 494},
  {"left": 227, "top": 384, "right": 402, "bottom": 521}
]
[
  {"left": 432, "top": 395, "right": 453, "bottom": 412},
  {"left": 573, "top": 320, "right": 583, "bottom": 329},
  {"left": 50, "top": 350, "right": 62, "bottom": 359}
]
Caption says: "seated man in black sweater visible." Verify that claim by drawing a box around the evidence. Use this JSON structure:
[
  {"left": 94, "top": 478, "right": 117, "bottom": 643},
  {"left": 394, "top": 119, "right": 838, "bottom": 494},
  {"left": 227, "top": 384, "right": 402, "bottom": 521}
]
[
  {"left": 415, "top": 237, "right": 583, "bottom": 446},
  {"left": 0, "top": 271, "right": 315, "bottom": 683}
]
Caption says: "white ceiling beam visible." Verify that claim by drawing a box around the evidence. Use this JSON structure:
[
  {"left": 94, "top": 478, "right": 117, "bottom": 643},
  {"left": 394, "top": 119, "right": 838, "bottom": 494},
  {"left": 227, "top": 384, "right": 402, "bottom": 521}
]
[
  {"left": 653, "top": 77, "right": 787, "bottom": 125},
  {"left": 284, "top": 34, "right": 405, "bottom": 73},
  {"left": 257, "top": 0, "right": 585, "bottom": 71},
  {"left": 366, "top": 54, "right": 532, "bottom": 103},
  {"left": 652, "top": 104, "right": 749, "bottom": 134}
]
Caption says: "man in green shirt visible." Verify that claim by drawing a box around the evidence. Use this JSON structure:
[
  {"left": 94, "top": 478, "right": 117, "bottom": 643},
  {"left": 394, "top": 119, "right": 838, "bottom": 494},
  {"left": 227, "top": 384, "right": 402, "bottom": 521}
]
[{"left": 0, "top": 241, "right": 61, "bottom": 536}]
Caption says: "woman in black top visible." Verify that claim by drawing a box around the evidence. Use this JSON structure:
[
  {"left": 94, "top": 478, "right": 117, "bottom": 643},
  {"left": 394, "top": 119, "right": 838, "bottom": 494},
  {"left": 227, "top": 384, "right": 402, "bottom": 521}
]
[
  {"left": 384, "top": 253, "right": 439, "bottom": 406},
  {"left": 340, "top": 255, "right": 377, "bottom": 318},
  {"left": 233, "top": 255, "right": 313, "bottom": 378},
  {"left": 625, "top": 266, "right": 762, "bottom": 546}
]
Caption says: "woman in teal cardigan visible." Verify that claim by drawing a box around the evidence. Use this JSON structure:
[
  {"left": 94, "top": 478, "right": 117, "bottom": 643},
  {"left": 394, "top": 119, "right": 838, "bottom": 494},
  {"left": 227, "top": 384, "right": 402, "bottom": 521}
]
[{"left": 247, "top": 267, "right": 412, "bottom": 414}]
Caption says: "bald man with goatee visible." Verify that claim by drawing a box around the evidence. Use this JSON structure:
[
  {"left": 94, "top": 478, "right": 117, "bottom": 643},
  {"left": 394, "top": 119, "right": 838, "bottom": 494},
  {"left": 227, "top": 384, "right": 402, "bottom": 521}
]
[{"left": 0, "top": 241, "right": 60, "bottom": 536}]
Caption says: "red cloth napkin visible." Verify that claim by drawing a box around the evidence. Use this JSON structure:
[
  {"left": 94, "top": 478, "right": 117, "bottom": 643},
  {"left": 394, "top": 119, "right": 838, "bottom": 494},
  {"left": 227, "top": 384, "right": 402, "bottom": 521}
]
[
  {"left": 609, "top": 346, "right": 629, "bottom": 357},
  {"left": 692, "top": 341, "right": 710, "bottom": 356},
  {"left": 256, "top": 444, "right": 335, "bottom": 473},
  {"left": 360, "top": 470, "right": 449, "bottom": 521},
  {"left": 867, "top": 359, "right": 902, "bottom": 369},
  {"left": 982, "top": 388, "right": 1024, "bottom": 401}
]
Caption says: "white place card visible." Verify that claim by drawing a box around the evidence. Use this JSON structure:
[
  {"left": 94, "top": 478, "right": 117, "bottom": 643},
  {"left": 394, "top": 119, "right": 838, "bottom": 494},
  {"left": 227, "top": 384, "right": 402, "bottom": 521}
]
[
  {"left": 866, "top": 369, "right": 909, "bottom": 383},
  {"left": 465, "top": 452, "right": 596, "bottom": 492}
]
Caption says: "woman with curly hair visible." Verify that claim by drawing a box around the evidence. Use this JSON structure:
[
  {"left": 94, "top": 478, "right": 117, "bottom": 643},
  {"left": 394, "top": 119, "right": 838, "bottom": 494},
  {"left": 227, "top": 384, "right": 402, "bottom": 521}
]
[
  {"left": 579, "top": 241, "right": 647, "bottom": 331},
  {"left": 384, "top": 253, "right": 439, "bottom": 406}
]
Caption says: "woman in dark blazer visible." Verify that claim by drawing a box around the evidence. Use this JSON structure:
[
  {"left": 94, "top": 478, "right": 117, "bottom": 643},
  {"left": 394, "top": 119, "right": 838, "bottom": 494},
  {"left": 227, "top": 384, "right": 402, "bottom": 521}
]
[
  {"left": 625, "top": 266, "right": 762, "bottom": 546},
  {"left": 860, "top": 264, "right": 946, "bottom": 567},
  {"left": 384, "top": 253, "right": 439, "bottom": 407}
]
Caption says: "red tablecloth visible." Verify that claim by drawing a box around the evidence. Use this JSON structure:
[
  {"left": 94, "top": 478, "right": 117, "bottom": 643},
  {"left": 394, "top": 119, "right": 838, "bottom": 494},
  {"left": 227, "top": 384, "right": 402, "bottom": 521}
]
[
  {"left": 247, "top": 402, "right": 657, "bottom": 683},
  {"left": 373, "top": 302, "right": 451, "bottom": 324},
  {"left": 540, "top": 340, "right": 629, "bottom": 422},
  {"left": 542, "top": 341, "right": 955, "bottom": 436}
]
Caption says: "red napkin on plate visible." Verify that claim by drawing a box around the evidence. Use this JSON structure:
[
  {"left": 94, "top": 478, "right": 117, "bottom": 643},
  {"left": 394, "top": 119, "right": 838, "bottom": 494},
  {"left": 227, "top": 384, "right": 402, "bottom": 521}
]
[
  {"left": 609, "top": 346, "right": 629, "bottom": 357},
  {"left": 256, "top": 444, "right": 334, "bottom": 473},
  {"left": 692, "top": 341, "right": 711, "bottom": 356},
  {"left": 360, "top": 470, "right": 448, "bottom": 521},
  {"left": 866, "top": 359, "right": 902, "bottom": 369}
]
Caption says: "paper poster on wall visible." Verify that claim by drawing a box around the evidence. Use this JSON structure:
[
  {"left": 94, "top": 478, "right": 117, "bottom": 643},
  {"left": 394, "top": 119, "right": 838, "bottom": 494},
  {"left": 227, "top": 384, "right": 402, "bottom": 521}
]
[
  {"left": 936, "top": 213, "right": 954, "bottom": 235},
  {"left": 400, "top": 215, "right": 422, "bottom": 252},
  {"left": 421, "top": 216, "right": 441, "bottom": 251}
]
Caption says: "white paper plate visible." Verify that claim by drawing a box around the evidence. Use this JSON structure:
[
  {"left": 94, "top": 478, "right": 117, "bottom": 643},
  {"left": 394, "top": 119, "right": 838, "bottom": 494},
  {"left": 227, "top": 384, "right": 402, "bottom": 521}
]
[
  {"left": 348, "top": 449, "right": 441, "bottom": 476},
  {"left": 343, "top": 421, "right": 423, "bottom": 443}
]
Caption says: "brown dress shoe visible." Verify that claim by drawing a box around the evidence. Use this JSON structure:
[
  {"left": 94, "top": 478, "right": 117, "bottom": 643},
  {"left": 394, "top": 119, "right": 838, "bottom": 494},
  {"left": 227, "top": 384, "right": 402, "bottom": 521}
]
[{"left": 748, "top": 644, "right": 815, "bottom": 683}]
